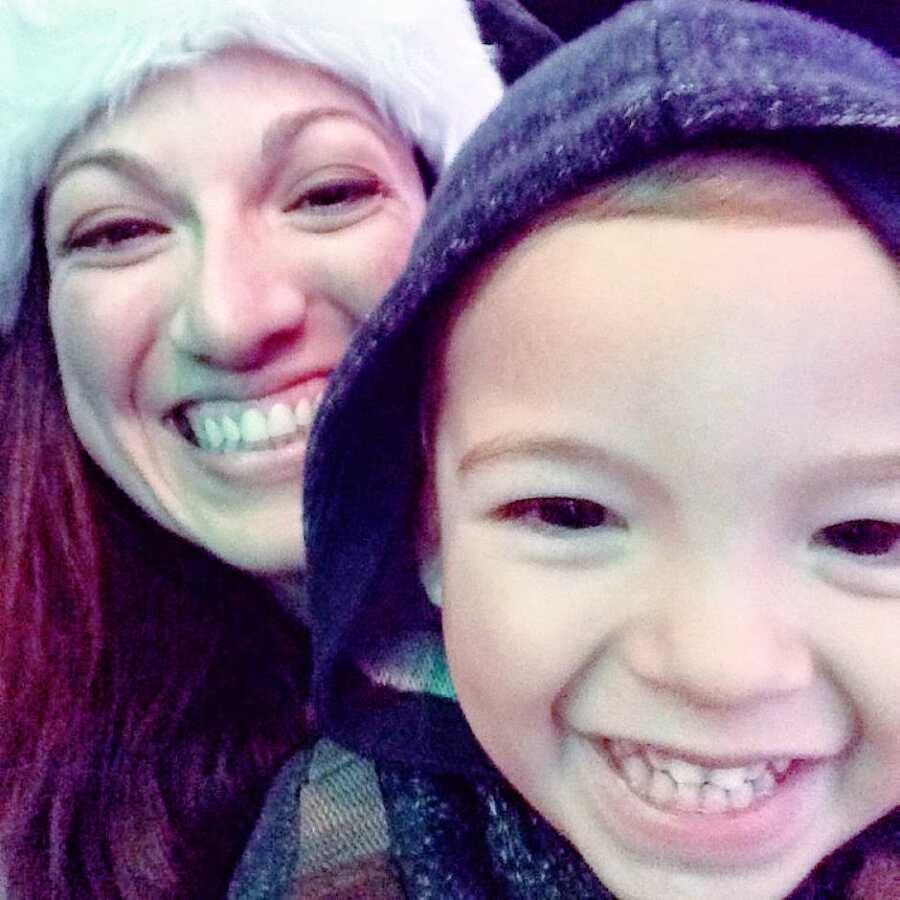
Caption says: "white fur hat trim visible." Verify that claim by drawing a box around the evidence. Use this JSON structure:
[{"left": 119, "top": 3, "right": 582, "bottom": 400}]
[{"left": 0, "top": 0, "right": 503, "bottom": 333}]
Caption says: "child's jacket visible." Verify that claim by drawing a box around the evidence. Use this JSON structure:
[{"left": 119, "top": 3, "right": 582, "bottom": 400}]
[{"left": 229, "top": 1, "right": 899, "bottom": 897}]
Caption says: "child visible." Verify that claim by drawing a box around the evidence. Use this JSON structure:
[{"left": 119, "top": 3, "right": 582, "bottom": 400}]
[{"left": 252, "top": 1, "right": 899, "bottom": 897}]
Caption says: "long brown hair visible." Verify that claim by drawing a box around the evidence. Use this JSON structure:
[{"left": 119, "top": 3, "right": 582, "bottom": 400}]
[{"left": 0, "top": 219, "right": 311, "bottom": 897}]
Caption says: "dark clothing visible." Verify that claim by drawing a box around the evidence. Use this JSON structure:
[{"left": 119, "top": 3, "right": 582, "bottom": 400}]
[
  {"left": 520, "top": 0, "right": 899, "bottom": 54},
  {"left": 232, "top": 1, "right": 899, "bottom": 896}
]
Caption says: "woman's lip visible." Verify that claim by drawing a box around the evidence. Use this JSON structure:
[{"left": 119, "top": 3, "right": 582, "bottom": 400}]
[
  {"left": 166, "top": 373, "right": 330, "bottom": 454},
  {"left": 177, "top": 371, "right": 330, "bottom": 412},
  {"left": 175, "top": 425, "right": 309, "bottom": 486},
  {"left": 574, "top": 734, "right": 830, "bottom": 866}
]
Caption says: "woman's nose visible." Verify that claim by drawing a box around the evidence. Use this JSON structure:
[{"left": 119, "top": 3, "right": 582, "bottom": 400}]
[
  {"left": 621, "top": 560, "right": 815, "bottom": 708},
  {"left": 169, "top": 223, "right": 308, "bottom": 369}
]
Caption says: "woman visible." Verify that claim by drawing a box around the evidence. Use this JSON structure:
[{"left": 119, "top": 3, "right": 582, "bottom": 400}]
[{"left": 0, "top": 1, "right": 502, "bottom": 896}]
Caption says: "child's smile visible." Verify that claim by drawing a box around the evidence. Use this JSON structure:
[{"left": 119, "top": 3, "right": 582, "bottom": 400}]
[
  {"left": 432, "top": 204, "right": 900, "bottom": 899},
  {"left": 603, "top": 737, "right": 797, "bottom": 815}
]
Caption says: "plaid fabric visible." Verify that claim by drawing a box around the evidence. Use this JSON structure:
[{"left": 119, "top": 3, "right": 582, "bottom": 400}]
[{"left": 228, "top": 741, "right": 404, "bottom": 900}]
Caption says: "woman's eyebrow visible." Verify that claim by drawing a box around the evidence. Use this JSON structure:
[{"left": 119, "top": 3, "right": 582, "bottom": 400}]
[
  {"left": 260, "top": 107, "right": 385, "bottom": 168},
  {"left": 46, "top": 149, "right": 190, "bottom": 216}
]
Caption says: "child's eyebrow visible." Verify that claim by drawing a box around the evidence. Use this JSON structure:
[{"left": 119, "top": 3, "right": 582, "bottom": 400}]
[
  {"left": 796, "top": 451, "right": 900, "bottom": 489},
  {"left": 457, "top": 433, "right": 666, "bottom": 497},
  {"left": 456, "top": 437, "right": 900, "bottom": 493}
]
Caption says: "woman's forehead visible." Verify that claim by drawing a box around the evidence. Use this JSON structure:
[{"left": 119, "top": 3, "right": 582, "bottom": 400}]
[{"left": 52, "top": 46, "right": 399, "bottom": 175}]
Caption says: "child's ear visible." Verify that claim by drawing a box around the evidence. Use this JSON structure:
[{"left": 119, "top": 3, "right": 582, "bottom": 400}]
[
  {"left": 418, "top": 553, "right": 443, "bottom": 609},
  {"left": 416, "top": 476, "right": 443, "bottom": 608}
]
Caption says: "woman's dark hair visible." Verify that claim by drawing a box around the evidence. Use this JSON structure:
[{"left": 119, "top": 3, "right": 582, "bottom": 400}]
[{"left": 0, "top": 214, "right": 311, "bottom": 897}]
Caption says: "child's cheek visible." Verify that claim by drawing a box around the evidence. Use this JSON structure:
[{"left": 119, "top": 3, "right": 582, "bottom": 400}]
[{"left": 441, "top": 548, "right": 585, "bottom": 774}]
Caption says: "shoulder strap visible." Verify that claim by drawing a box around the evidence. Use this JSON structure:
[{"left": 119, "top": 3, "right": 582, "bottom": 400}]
[{"left": 294, "top": 739, "right": 405, "bottom": 899}]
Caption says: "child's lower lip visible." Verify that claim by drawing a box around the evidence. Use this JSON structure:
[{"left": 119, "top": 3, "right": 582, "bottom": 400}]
[{"left": 576, "top": 735, "right": 830, "bottom": 866}]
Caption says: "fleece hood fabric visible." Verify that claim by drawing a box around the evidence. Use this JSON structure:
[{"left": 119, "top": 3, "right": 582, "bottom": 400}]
[{"left": 305, "top": 0, "right": 900, "bottom": 778}]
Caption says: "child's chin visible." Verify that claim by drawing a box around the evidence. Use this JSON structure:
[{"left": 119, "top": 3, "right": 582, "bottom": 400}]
[
  {"left": 539, "top": 735, "right": 857, "bottom": 900},
  {"left": 584, "top": 858, "right": 813, "bottom": 900},
  {"left": 568, "top": 811, "right": 856, "bottom": 900}
]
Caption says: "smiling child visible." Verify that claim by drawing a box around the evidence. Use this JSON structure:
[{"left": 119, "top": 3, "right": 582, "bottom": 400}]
[{"left": 300, "top": 1, "right": 899, "bottom": 897}]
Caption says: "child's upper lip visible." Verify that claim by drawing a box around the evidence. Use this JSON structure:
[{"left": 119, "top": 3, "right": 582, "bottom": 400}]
[{"left": 597, "top": 735, "right": 837, "bottom": 767}]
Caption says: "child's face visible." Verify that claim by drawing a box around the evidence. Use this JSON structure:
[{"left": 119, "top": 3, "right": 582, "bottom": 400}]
[{"left": 430, "top": 205, "right": 900, "bottom": 899}]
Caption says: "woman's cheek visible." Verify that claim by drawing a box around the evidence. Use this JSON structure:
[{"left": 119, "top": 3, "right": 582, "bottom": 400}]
[
  {"left": 49, "top": 269, "right": 165, "bottom": 407},
  {"left": 326, "top": 212, "right": 421, "bottom": 319}
]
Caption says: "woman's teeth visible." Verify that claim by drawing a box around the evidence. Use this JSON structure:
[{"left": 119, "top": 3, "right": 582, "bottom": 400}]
[
  {"left": 182, "top": 393, "right": 323, "bottom": 452},
  {"left": 606, "top": 738, "right": 794, "bottom": 814}
]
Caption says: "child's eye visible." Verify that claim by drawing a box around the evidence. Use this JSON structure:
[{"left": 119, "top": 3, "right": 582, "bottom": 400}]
[
  {"left": 814, "top": 519, "right": 900, "bottom": 557},
  {"left": 497, "top": 497, "right": 625, "bottom": 532},
  {"left": 65, "top": 218, "right": 168, "bottom": 253}
]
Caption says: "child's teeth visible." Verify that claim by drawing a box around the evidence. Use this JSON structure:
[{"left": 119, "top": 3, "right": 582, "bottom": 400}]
[
  {"left": 675, "top": 781, "right": 701, "bottom": 811},
  {"left": 622, "top": 754, "right": 651, "bottom": 793},
  {"left": 648, "top": 770, "right": 676, "bottom": 806},
  {"left": 240, "top": 408, "right": 268, "bottom": 444},
  {"left": 752, "top": 768, "right": 776, "bottom": 797},
  {"left": 661, "top": 757, "right": 706, "bottom": 785},
  {"left": 727, "top": 781, "right": 754, "bottom": 810},
  {"left": 605, "top": 738, "right": 794, "bottom": 815},
  {"left": 745, "top": 761, "right": 768, "bottom": 779},
  {"left": 708, "top": 766, "right": 754, "bottom": 790},
  {"left": 700, "top": 783, "right": 729, "bottom": 813}
]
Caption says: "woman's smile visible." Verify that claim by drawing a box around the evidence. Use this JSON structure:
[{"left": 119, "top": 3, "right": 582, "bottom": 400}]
[{"left": 171, "top": 375, "right": 328, "bottom": 455}]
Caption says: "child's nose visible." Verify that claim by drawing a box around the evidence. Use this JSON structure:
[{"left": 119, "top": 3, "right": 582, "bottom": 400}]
[
  {"left": 169, "top": 223, "right": 308, "bottom": 369},
  {"left": 620, "top": 564, "right": 815, "bottom": 708}
]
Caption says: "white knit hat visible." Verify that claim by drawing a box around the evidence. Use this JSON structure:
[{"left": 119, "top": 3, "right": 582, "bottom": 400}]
[{"left": 0, "top": 0, "right": 503, "bottom": 334}]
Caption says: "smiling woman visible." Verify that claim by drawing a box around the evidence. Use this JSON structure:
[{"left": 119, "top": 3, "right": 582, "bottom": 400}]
[
  {"left": 0, "top": 1, "right": 501, "bottom": 896},
  {"left": 44, "top": 48, "right": 429, "bottom": 573}
]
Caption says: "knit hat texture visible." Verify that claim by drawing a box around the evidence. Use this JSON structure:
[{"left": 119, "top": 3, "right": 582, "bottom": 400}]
[
  {"left": 0, "top": 0, "right": 503, "bottom": 334},
  {"left": 305, "top": 0, "right": 900, "bottom": 772}
]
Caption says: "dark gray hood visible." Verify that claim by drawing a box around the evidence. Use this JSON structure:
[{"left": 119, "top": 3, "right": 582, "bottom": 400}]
[{"left": 305, "top": 0, "right": 900, "bottom": 774}]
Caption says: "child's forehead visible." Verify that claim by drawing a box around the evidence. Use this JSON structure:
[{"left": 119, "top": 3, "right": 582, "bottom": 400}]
[
  {"left": 453, "top": 211, "right": 894, "bottom": 343},
  {"left": 429, "top": 147, "right": 895, "bottom": 431},
  {"left": 444, "top": 150, "right": 854, "bottom": 343},
  {"left": 437, "top": 210, "right": 899, "bottom": 499}
]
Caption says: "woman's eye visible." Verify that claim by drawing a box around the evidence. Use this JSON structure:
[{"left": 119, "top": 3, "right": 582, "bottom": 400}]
[
  {"left": 497, "top": 497, "right": 622, "bottom": 531},
  {"left": 814, "top": 519, "right": 900, "bottom": 557},
  {"left": 290, "top": 177, "right": 381, "bottom": 213},
  {"left": 66, "top": 219, "right": 168, "bottom": 252}
]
